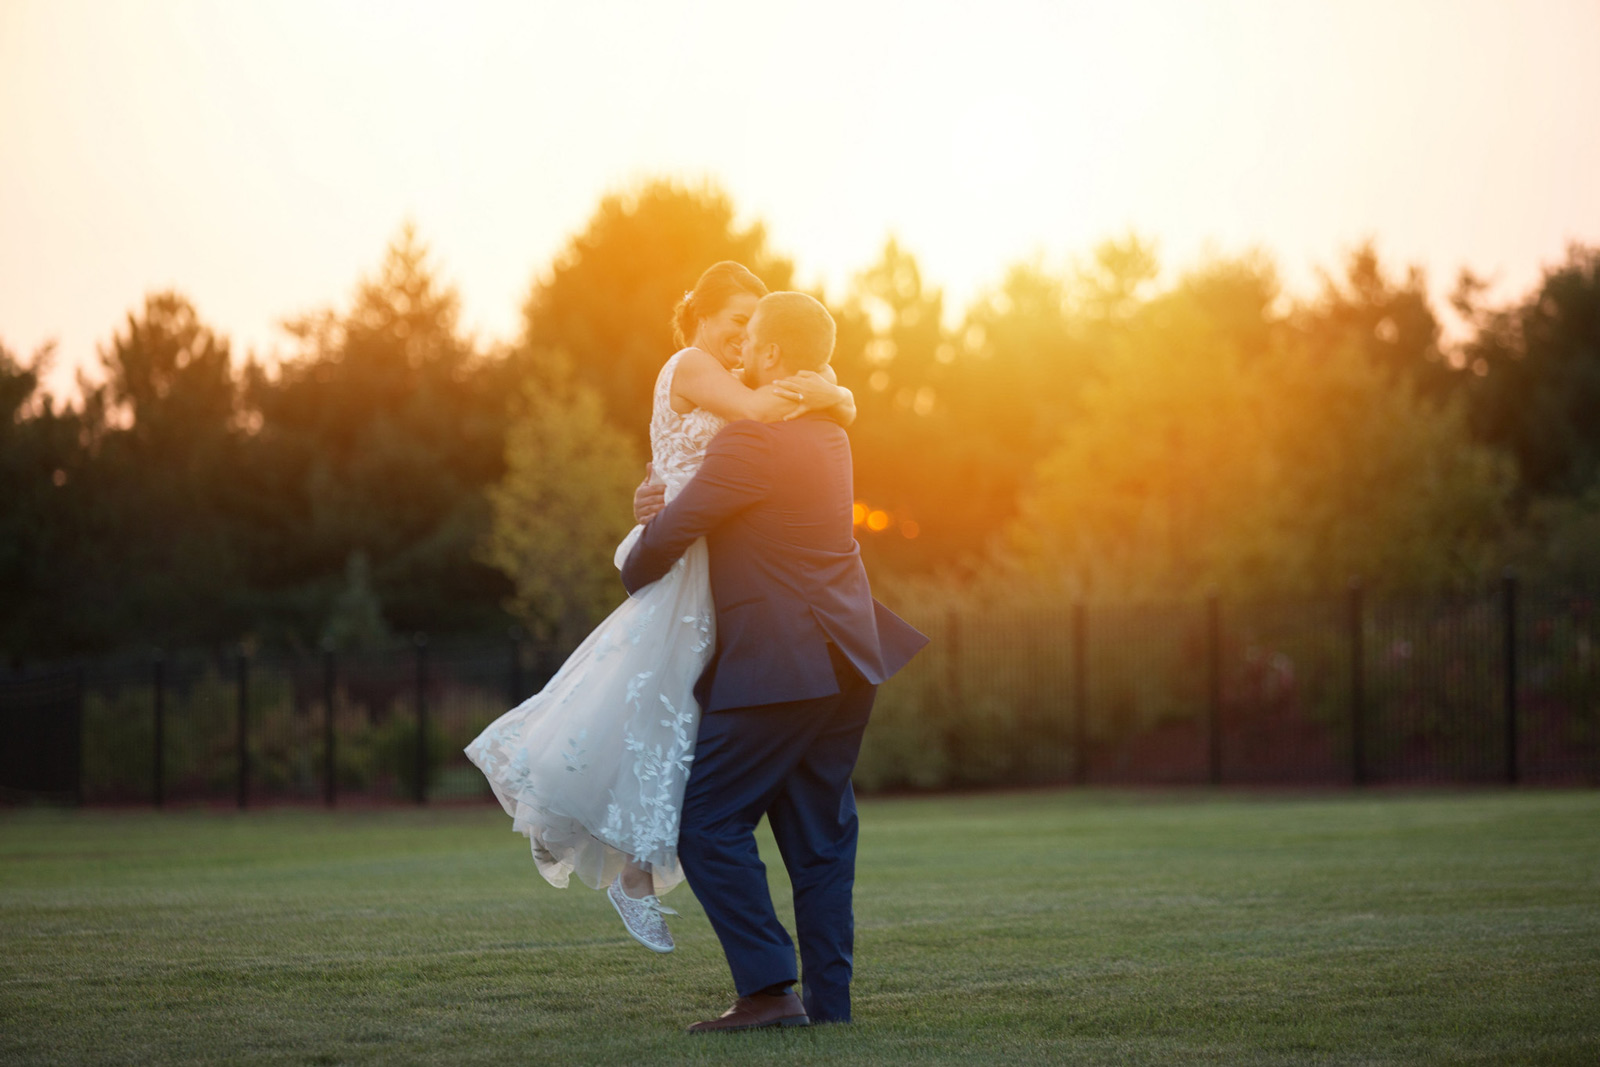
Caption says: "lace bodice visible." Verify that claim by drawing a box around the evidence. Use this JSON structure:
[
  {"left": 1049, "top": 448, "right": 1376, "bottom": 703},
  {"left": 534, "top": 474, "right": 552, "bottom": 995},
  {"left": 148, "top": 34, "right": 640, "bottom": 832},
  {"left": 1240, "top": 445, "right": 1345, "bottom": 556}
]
[{"left": 650, "top": 349, "right": 728, "bottom": 502}]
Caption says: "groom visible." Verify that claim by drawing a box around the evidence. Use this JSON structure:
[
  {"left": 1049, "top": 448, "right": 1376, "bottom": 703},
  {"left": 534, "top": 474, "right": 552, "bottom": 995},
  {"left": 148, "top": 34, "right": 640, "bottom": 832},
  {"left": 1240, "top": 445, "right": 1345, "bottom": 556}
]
[{"left": 622, "top": 291, "right": 927, "bottom": 1032}]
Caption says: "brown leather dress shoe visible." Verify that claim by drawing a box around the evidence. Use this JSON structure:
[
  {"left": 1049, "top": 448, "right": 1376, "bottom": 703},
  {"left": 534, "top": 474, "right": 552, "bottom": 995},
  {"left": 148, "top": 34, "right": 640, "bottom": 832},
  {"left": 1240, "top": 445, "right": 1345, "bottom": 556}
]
[{"left": 686, "top": 992, "right": 810, "bottom": 1033}]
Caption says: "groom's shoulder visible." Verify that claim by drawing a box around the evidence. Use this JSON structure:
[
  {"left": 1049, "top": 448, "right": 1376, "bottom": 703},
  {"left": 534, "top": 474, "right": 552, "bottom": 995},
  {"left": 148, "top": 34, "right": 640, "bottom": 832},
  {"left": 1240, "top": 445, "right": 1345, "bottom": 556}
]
[
  {"left": 766, "top": 416, "right": 850, "bottom": 460},
  {"left": 708, "top": 417, "right": 845, "bottom": 458},
  {"left": 770, "top": 412, "right": 847, "bottom": 435},
  {"left": 707, "top": 419, "right": 775, "bottom": 456},
  {"left": 711, "top": 419, "right": 771, "bottom": 442}
]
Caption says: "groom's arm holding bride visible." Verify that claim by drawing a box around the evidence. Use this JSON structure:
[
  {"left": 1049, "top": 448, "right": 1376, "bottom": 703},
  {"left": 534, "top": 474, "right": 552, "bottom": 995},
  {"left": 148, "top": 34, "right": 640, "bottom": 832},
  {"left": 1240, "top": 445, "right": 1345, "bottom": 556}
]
[
  {"left": 620, "top": 422, "right": 772, "bottom": 594},
  {"left": 627, "top": 363, "right": 851, "bottom": 531}
]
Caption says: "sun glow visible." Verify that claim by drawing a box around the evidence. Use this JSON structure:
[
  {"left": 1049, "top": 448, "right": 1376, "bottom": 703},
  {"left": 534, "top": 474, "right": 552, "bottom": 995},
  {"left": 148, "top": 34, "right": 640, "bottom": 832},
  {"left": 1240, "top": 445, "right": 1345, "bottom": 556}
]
[
  {"left": 854, "top": 500, "right": 918, "bottom": 538},
  {"left": 2, "top": 0, "right": 1597, "bottom": 399}
]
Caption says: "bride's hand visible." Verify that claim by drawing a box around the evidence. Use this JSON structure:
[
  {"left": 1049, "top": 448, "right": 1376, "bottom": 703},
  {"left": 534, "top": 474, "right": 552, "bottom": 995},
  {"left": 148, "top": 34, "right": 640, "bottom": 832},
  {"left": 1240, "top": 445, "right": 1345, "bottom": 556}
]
[{"left": 771, "top": 371, "right": 845, "bottom": 417}]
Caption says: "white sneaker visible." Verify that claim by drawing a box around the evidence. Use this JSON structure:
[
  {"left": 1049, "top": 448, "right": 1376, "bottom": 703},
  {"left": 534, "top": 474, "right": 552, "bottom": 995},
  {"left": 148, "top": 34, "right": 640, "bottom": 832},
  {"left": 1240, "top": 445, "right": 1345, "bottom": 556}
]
[{"left": 607, "top": 875, "right": 677, "bottom": 953}]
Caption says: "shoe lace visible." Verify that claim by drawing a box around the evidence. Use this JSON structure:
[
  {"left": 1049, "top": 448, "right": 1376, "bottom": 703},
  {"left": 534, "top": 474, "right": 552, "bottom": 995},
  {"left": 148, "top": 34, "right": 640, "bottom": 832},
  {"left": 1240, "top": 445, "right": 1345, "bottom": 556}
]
[
  {"left": 616, "top": 879, "right": 679, "bottom": 919},
  {"left": 640, "top": 894, "right": 678, "bottom": 917}
]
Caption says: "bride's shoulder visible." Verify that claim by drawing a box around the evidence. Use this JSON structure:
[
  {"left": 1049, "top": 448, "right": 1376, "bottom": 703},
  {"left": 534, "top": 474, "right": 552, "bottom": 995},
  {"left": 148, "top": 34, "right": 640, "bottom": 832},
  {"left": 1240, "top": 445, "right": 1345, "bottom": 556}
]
[
  {"left": 662, "top": 346, "right": 711, "bottom": 374},
  {"left": 657, "top": 348, "right": 721, "bottom": 417},
  {"left": 667, "top": 346, "right": 725, "bottom": 382},
  {"left": 670, "top": 346, "right": 717, "bottom": 366},
  {"left": 656, "top": 347, "right": 697, "bottom": 386}
]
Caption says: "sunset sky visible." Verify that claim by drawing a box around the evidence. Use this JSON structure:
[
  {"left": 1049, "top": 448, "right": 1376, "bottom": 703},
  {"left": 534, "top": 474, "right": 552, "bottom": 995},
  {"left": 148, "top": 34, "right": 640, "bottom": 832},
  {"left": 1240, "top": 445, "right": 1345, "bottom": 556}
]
[{"left": 3, "top": 0, "right": 1598, "bottom": 397}]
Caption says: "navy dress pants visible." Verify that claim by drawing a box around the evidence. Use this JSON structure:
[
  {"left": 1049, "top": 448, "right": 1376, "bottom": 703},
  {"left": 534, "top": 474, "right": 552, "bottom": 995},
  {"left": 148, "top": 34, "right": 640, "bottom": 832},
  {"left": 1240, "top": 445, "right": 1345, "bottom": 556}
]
[{"left": 677, "top": 647, "right": 876, "bottom": 1024}]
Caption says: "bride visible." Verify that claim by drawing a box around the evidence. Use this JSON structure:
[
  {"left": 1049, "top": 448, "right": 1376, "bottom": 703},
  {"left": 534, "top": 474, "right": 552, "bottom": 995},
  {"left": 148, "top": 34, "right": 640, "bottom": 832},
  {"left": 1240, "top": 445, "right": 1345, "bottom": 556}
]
[{"left": 465, "top": 261, "right": 855, "bottom": 953}]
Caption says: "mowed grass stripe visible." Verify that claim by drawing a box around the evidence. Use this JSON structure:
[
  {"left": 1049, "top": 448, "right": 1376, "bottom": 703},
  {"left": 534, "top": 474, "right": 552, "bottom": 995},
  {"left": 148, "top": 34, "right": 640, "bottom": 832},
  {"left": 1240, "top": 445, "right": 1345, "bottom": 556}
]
[{"left": 2, "top": 791, "right": 1597, "bottom": 1066}]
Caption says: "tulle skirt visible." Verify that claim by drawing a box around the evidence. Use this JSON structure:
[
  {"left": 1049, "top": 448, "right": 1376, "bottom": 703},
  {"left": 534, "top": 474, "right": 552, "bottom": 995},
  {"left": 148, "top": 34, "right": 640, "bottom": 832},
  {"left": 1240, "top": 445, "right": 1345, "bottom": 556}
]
[{"left": 464, "top": 528, "right": 712, "bottom": 895}]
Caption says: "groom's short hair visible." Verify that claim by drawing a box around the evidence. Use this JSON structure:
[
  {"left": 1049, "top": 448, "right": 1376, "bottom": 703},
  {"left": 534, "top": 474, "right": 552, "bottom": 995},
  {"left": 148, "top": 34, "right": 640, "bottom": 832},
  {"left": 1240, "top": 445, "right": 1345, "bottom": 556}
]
[{"left": 753, "top": 292, "right": 835, "bottom": 373}]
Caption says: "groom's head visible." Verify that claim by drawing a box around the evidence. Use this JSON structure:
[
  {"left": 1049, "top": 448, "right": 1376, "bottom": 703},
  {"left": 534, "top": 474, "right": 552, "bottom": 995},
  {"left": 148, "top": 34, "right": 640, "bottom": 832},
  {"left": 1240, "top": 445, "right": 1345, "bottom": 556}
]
[{"left": 740, "top": 292, "right": 836, "bottom": 388}]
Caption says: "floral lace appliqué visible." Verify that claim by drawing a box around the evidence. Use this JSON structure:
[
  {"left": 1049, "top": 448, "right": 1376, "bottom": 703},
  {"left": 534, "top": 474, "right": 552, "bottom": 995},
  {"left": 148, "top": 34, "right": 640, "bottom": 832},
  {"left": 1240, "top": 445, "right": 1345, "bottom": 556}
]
[
  {"left": 459, "top": 347, "right": 722, "bottom": 891},
  {"left": 563, "top": 730, "right": 589, "bottom": 774}
]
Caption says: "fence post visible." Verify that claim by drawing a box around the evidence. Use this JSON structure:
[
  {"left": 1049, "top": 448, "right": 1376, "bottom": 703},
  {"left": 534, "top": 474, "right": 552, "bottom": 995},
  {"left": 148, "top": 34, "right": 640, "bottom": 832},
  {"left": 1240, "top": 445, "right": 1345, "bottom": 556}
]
[
  {"left": 152, "top": 654, "right": 165, "bottom": 808},
  {"left": 414, "top": 634, "right": 429, "bottom": 805},
  {"left": 1349, "top": 579, "right": 1366, "bottom": 786},
  {"left": 73, "top": 666, "right": 85, "bottom": 808},
  {"left": 1072, "top": 602, "right": 1088, "bottom": 785},
  {"left": 322, "top": 644, "right": 337, "bottom": 808},
  {"left": 945, "top": 611, "right": 961, "bottom": 706},
  {"left": 1503, "top": 570, "right": 1519, "bottom": 786},
  {"left": 943, "top": 611, "right": 963, "bottom": 775},
  {"left": 508, "top": 627, "right": 523, "bottom": 708},
  {"left": 1206, "top": 593, "right": 1222, "bottom": 786},
  {"left": 235, "top": 648, "right": 249, "bottom": 810}
]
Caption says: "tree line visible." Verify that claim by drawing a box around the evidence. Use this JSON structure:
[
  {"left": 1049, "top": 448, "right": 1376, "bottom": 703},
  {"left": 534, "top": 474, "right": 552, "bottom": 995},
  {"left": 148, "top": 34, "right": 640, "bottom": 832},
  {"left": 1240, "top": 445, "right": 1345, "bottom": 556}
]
[{"left": 3, "top": 180, "right": 1598, "bottom": 665}]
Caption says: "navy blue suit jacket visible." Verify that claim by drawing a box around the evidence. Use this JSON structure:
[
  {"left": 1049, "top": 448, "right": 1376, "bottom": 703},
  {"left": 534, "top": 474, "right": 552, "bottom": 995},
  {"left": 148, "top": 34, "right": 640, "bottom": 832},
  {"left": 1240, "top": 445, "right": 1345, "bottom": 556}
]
[{"left": 621, "top": 415, "right": 927, "bottom": 713}]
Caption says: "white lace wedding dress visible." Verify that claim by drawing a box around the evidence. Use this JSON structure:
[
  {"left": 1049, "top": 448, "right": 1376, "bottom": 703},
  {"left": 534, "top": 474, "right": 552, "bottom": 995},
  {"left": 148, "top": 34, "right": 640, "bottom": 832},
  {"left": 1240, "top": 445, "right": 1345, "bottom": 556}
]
[{"left": 465, "top": 349, "right": 724, "bottom": 895}]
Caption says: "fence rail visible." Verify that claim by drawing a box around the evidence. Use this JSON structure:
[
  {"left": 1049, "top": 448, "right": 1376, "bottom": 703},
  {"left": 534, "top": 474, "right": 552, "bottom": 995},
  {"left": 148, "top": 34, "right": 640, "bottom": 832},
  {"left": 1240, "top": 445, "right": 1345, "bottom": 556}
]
[{"left": 3, "top": 580, "right": 1598, "bottom": 806}]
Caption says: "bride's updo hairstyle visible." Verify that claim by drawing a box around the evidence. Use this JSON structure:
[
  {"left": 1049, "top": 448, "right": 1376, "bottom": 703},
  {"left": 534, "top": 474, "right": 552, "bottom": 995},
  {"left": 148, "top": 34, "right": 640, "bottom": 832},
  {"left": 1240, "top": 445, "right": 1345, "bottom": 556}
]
[{"left": 672, "top": 261, "right": 769, "bottom": 348}]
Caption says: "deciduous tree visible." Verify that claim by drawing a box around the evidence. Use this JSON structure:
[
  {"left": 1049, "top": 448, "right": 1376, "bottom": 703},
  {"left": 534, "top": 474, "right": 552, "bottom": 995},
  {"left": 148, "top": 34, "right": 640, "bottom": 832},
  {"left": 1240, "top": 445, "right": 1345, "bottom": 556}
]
[
  {"left": 481, "top": 351, "right": 641, "bottom": 645},
  {"left": 520, "top": 180, "right": 793, "bottom": 442}
]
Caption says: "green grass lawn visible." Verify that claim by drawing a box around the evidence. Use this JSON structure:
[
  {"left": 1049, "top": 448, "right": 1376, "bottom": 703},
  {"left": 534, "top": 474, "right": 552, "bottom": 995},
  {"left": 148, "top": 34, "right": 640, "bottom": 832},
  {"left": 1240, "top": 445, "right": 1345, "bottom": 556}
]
[{"left": 2, "top": 790, "right": 1597, "bottom": 1066}]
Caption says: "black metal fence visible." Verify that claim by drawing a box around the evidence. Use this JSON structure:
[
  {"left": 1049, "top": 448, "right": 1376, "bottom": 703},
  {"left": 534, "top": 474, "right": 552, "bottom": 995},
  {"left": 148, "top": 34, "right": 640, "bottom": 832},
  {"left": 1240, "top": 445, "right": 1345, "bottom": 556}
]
[
  {"left": 0, "top": 634, "right": 559, "bottom": 808},
  {"left": 4, "top": 578, "right": 1598, "bottom": 806},
  {"left": 856, "top": 577, "right": 1598, "bottom": 791}
]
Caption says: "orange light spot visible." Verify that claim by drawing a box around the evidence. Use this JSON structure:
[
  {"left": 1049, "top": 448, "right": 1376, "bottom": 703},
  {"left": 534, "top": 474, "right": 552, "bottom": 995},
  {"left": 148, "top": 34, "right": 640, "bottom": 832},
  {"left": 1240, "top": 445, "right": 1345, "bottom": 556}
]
[
  {"left": 851, "top": 502, "right": 868, "bottom": 526},
  {"left": 900, "top": 520, "right": 920, "bottom": 539},
  {"left": 866, "top": 510, "right": 890, "bottom": 532}
]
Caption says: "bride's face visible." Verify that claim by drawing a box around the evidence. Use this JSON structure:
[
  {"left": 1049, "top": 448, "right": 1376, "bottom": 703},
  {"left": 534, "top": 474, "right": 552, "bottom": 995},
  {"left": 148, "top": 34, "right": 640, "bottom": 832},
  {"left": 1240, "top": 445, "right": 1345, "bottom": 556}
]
[{"left": 693, "top": 292, "right": 760, "bottom": 370}]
